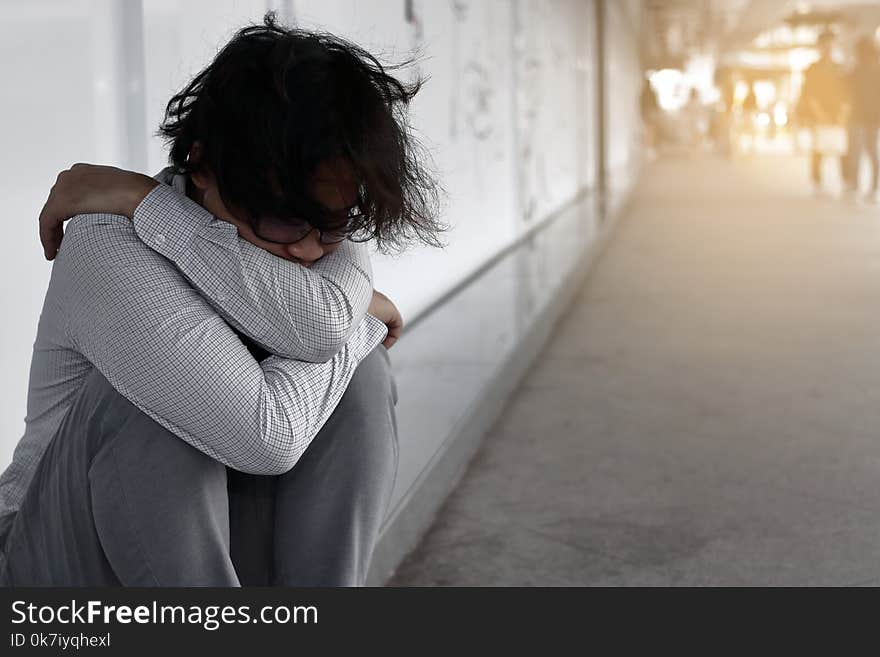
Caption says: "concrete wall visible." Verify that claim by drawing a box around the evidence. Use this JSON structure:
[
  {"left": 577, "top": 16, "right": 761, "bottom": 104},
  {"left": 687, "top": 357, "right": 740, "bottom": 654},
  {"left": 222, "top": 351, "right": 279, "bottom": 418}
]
[
  {"left": 603, "top": 0, "right": 644, "bottom": 206},
  {"left": 0, "top": 0, "right": 643, "bottom": 581}
]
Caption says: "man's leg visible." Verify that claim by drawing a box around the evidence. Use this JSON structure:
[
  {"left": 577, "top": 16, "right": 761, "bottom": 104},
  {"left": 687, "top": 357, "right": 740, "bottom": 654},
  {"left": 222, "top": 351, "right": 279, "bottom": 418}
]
[
  {"left": 1, "top": 370, "right": 240, "bottom": 586},
  {"left": 866, "top": 126, "right": 879, "bottom": 195},
  {"left": 271, "top": 346, "right": 399, "bottom": 586},
  {"left": 811, "top": 148, "right": 822, "bottom": 187},
  {"left": 844, "top": 126, "right": 858, "bottom": 191},
  {"left": 227, "top": 468, "right": 276, "bottom": 586}
]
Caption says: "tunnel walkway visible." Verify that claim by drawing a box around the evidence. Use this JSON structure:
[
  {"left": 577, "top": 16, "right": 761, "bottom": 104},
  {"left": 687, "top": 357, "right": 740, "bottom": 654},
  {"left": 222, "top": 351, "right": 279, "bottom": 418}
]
[{"left": 390, "top": 154, "right": 880, "bottom": 586}]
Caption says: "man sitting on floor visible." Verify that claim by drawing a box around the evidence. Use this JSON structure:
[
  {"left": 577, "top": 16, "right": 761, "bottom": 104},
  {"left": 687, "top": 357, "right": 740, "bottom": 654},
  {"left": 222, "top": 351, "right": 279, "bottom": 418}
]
[{"left": 0, "top": 13, "right": 441, "bottom": 586}]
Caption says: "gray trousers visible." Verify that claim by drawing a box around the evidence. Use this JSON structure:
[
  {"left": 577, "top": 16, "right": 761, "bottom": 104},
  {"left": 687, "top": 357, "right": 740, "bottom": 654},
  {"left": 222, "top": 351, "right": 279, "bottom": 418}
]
[{"left": 0, "top": 347, "right": 398, "bottom": 586}]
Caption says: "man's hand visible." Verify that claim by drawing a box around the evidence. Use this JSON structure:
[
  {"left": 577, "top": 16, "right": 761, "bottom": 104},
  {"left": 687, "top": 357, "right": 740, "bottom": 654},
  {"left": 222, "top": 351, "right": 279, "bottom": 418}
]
[
  {"left": 368, "top": 290, "right": 403, "bottom": 349},
  {"left": 38, "top": 163, "right": 158, "bottom": 260}
]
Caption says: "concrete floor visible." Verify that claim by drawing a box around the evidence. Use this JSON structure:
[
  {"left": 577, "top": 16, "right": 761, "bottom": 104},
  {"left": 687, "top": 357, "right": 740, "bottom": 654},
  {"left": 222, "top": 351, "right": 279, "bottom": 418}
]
[{"left": 389, "top": 154, "right": 880, "bottom": 586}]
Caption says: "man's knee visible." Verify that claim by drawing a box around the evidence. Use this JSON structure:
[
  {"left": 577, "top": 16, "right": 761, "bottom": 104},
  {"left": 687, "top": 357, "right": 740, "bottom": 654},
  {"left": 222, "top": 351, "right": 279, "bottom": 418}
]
[
  {"left": 332, "top": 346, "right": 398, "bottom": 476},
  {"left": 71, "top": 370, "right": 225, "bottom": 482},
  {"left": 300, "top": 346, "right": 398, "bottom": 476},
  {"left": 79, "top": 374, "right": 235, "bottom": 585},
  {"left": 64, "top": 369, "right": 151, "bottom": 447},
  {"left": 343, "top": 346, "right": 398, "bottom": 412},
  {"left": 43, "top": 369, "right": 136, "bottom": 463}
]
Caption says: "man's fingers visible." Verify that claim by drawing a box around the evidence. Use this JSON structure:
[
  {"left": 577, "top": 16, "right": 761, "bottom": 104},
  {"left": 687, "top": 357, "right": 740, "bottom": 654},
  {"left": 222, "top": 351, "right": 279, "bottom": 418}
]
[
  {"left": 38, "top": 203, "right": 65, "bottom": 261},
  {"left": 382, "top": 333, "right": 399, "bottom": 349},
  {"left": 38, "top": 204, "right": 66, "bottom": 260},
  {"left": 369, "top": 290, "right": 403, "bottom": 349},
  {"left": 383, "top": 320, "right": 403, "bottom": 349},
  {"left": 38, "top": 167, "right": 82, "bottom": 260},
  {"left": 41, "top": 226, "right": 63, "bottom": 260}
]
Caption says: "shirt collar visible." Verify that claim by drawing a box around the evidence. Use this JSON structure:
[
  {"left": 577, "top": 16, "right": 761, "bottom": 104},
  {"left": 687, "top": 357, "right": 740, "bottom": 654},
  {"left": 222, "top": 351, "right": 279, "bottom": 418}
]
[{"left": 154, "top": 167, "right": 188, "bottom": 195}]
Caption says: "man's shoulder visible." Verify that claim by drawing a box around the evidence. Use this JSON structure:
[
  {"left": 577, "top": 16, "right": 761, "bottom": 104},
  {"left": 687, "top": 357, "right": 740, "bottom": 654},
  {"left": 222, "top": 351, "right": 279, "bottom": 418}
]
[
  {"left": 58, "top": 213, "right": 163, "bottom": 266},
  {"left": 67, "top": 212, "right": 132, "bottom": 233},
  {"left": 65, "top": 213, "right": 143, "bottom": 248},
  {"left": 49, "top": 211, "right": 196, "bottom": 315}
]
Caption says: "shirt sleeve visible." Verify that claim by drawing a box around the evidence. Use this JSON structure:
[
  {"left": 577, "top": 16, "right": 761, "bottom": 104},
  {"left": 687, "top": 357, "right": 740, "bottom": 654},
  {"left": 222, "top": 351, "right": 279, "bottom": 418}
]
[
  {"left": 59, "top": 214, "right": 387, "bottom": 475},
  {"left": 131, "top": 183, "right": 374, "bottom": 363}
]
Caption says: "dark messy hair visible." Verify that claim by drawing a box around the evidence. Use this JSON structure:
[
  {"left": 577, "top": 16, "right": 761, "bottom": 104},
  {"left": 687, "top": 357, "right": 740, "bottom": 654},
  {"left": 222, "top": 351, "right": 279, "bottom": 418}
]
[{"left": 158, "top": 12, "right": 443, "bottom": 252}]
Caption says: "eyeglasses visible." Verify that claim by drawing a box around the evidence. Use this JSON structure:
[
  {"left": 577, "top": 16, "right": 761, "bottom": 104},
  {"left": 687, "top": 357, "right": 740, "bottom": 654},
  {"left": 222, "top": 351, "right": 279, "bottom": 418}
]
[{"left": 252, "top": 205, "right": 367, "bottom": 246}]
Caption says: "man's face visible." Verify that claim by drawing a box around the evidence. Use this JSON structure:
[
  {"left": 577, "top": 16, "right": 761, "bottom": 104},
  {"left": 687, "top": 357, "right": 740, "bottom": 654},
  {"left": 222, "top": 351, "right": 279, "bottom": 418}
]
[{"left": 190, "top": 158, "right": 359, "bottom": 267}]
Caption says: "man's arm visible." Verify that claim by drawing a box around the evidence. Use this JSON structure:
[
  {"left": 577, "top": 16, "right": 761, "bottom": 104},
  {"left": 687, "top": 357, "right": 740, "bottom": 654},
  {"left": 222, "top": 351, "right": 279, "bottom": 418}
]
[
  {"left": 132, "top": 183, "right": 374, "bottom": 362},
  {"left": 58, "top": 214, "right": 387, "bottom": 475},
  {"left": 40, "top": 164, "right": 374, "bottom": 363}
]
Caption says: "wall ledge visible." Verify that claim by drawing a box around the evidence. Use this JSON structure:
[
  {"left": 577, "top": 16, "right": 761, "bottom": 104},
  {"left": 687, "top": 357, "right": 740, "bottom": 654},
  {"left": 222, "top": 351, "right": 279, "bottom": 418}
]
[{"left": 367, "top": 184, "right": 636, "bottom": 586}]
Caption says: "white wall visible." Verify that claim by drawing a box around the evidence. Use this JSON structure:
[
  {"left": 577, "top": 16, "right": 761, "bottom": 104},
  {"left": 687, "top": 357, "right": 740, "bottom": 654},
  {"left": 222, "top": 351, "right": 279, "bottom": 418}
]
[
  {"left": 0, "top": 0, "right": 605, "bottom": 467},
  {"left": 1, "top": 0, "right": 134, "bottom": 460},
  {"left": 604, "top": 0, "right": 643, "bottom": 193}
]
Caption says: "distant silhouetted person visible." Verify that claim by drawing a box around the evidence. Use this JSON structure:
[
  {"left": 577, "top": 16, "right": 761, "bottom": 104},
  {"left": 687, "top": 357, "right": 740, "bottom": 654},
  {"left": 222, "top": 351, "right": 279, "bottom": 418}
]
[
  {"left": 800, "top": 30, "right": 848, "bottom": 195},
  {"left": 682, "top": 89, "right": 707, "bottom": 154},
  {"left": 712, "top": 69, "right": 735, "bottom": 156},
  {"left": 742, "top": 87, "right": 757, "bottom": 115},
  {"left": 846, "top": 36, "right": 880, "bottom": 202},
  {"left": 640, "top": 78, "right": 660, "bottom": 152}
]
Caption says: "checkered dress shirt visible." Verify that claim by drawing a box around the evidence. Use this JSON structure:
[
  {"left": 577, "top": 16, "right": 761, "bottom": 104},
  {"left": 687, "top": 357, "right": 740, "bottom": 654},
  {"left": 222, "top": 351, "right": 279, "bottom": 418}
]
[{"left": 0, "top": 169, "right": 387, "bottom": 550}]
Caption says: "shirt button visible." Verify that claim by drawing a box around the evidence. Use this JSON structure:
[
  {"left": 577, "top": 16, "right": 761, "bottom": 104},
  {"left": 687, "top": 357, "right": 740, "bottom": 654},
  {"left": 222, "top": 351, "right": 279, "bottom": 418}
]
[{"left": 155, "top": 233, "right": 166, "bottom": 245}]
